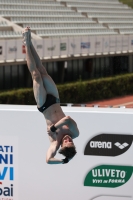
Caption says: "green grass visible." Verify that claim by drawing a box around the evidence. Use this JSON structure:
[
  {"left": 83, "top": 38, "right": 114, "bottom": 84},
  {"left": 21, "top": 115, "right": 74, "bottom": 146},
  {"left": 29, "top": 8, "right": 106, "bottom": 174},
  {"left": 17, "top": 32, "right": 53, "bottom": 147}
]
[{"left": 119, "top": 0, "right": 133, "bottom": 8}]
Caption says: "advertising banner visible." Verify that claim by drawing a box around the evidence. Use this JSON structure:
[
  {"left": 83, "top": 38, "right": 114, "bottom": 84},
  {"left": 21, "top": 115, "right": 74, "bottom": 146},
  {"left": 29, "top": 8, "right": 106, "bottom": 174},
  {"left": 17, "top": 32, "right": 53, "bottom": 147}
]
[
  {"left": 0, "top": 106, "right": 133, "bottom": 200},
  {"left": 16, "top": 39, "right": 26, "bottom": 60},
  {"left": 89, "top": 35, "right": 95, "bottom": 54},
  {"left": 95, "top": 36, "right": 103, "bottom": 54},
  {"left": 129, "top": 35, "right": 133, "bottom": 51},
  {"left": 122, "top": 35, "right": 129, "bottom": 51},
  {"left": 51, "top": 38, "right": 60, "bottom": 57},
  {"left": 60, "top": 37, "right": 68, "bottom": 56},
  {"left": 73, "top": 36, "right": 81, "bottom": 55},
  {"left": 81, "top": 36, "right": 90, "bottom": 55},
  {"left": 0, "top": 136, "right": 18, "bottom": 200},
  {"left": 0, "top": 40, "right": 6, "bottom": 61},
  {"left": 102, "top": 35, "right": 109, "bottom": 53},
  {"left": 44, "top": 38, "right": 52, "bottom": 58},
  {"left": 109, "top": 35, "right": 116, "bottom": 52},
  {"left": 68, "top": 37, "right": 74, "bottom": 56},
  {"left": 6, "top": 40, "right": 16, "bottom": 61},
  {"left": 34, "top": 39, "right": 44, "bottom": 59},
  {"left": 116, "top": 35, "right": 122, "bottom": 52}
]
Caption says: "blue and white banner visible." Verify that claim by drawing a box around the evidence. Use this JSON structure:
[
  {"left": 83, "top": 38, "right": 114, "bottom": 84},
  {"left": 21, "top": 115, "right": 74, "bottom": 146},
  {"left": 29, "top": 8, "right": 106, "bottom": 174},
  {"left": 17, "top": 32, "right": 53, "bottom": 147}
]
[{"left": 0, "top": 136, "right": 18, "bottom": 200}]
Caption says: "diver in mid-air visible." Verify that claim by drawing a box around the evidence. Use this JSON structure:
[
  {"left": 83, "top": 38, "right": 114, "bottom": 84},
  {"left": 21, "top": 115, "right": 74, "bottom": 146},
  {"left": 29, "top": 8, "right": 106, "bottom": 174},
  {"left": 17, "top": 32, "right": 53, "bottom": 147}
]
[{"left": 22, "top": 27, "right": 79, "bottom": 164}]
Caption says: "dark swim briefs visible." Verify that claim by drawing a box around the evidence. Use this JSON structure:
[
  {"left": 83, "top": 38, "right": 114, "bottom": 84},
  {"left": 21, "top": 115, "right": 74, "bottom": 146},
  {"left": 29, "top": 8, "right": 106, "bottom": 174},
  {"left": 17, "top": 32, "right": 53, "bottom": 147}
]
[{"left": 37, "top": 94, "right": 60, "bottom": 113}]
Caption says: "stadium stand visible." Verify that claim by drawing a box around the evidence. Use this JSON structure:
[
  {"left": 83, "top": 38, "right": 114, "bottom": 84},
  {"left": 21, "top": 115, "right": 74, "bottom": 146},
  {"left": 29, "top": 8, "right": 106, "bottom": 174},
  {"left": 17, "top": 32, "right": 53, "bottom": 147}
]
[{"left": 0, "top": 0, "right": 133, "bottom": 90}]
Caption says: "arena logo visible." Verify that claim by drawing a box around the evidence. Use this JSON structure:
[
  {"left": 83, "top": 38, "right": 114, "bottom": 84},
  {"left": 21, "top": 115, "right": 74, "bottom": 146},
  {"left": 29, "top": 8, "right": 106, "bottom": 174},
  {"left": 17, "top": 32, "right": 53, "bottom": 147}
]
[
  {"left": 84, "top": 164, "right": 133, "bottom": 188},
  {"left": 84, "top": 133, "right": 133, "bottom": 156}
]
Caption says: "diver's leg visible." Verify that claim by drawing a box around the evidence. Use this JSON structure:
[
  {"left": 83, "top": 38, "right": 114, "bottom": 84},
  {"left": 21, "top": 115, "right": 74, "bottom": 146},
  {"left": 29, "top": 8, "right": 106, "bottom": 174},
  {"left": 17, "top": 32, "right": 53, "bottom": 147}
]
[
  {"left": 26, "top": 27, "right": 59, "bottom": 99},
  {"left": 23, "top": 28, "right": 46, "bottom": 108}
]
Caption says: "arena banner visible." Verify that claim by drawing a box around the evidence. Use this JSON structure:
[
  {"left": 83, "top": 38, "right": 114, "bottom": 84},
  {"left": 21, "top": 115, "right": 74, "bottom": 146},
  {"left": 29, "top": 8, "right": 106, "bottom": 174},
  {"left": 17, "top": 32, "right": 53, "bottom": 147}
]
[
  {"left": 89, "top": 35, "right": 95, "bottom": 54},
  {"left": 34, "top": 39, "right": 44, "bottom": 59},
  {"left": 116, "top": 35, "right": 122, "bottom": 52},
  {"left": 51, "top": 38, "right": 60, "bottom": 57},
  {"left": 44, "top": 38, "right": 52, "bottom": 58},
  {"left": 109, "top": 35, "right": 116, "bottom": 53},
  {"left": 68, "top": 36, "right": 74, "bottom": 56},
  {"left": 122, "top": 35, "right": 129, "bottom": 51},
  {"left": 0, "top": 40, "right": 6, "bottom": 61},
  {"left": 102, "top": 35, "right": 109, "bottom": 53},
  {"left": 6, "top": 39, "right": 16, "bottom": 61},
  {"left": 81, "top": 36, "right": 89, "bottom": 55},
  {"left": 129, "top": 35, "right": 133, "bottom": 51},
  {"left": 95, "top": 36, "right": 103, "bottom": 54},
  {"left": 73, "top": 36, "right": 81, "bottom": 55},
  {"left": 60, "top": 37, "right": 68, "bottom": 56},
  {"left": 16, "top": 39, "right": 26, "bottom": 60}
]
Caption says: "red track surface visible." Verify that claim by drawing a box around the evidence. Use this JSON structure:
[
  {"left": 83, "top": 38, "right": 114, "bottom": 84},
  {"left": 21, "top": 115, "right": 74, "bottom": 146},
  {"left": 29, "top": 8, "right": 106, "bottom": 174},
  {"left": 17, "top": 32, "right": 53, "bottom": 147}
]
[{"left": 85, "top": 95, "right": 133, "bottom": 108}]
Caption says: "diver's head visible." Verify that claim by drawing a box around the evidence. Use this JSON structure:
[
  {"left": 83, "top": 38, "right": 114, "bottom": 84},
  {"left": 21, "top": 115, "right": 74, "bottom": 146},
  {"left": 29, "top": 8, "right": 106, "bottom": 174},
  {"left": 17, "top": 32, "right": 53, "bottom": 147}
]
[{"left": 59, "top": 135, "right": 77, "bottom": 158}]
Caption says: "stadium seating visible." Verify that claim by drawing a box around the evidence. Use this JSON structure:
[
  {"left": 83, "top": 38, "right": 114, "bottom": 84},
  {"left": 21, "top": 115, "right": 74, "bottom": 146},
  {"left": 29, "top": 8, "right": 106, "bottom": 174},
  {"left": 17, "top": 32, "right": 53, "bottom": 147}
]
[{"left": 0, "top": 0, "right": 132, "bottom": 38}]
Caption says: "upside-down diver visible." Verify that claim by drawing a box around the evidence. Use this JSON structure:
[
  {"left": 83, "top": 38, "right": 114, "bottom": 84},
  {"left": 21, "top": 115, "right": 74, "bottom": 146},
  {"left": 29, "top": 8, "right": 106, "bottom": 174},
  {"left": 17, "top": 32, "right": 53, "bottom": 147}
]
[{"left": 22, "top": 27, "right": 80, "bottom": 165}]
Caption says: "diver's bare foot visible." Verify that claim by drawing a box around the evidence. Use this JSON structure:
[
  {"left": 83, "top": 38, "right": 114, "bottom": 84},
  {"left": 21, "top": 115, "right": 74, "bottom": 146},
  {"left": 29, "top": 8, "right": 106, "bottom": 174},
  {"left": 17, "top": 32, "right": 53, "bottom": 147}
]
[{"left": 22, "top": 27, "right": 31, "bottom": 46}]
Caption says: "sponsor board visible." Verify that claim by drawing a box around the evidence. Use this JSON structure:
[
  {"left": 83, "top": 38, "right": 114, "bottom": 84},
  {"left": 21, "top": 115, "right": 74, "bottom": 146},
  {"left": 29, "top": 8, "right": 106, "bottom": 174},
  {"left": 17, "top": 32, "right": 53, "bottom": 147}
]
[
  {"left": 84, "top": 165, "right": 133, "bottom": 188},
  {"left": 47, "top": 45, "right": 56, "bottom": 51},
  {"left": 81, "top": 42, "right": 90, "bottom": 49},
  {"left": 0, "top": 136, "right": 18, "bottom": 200},
  {"left": 84, "top": 134, "right": 133, "bottom": 156},
  {"left": 8, "top": 47, "right": 17, "bottom": 53},
  {"left": 60, "top": 43, "right": 66, "bottom": 51}
]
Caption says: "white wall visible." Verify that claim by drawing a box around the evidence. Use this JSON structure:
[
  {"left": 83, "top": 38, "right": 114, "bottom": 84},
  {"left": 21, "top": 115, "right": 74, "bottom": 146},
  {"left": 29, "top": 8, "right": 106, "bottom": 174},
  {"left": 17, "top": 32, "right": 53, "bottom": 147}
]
[{"left": 0, "top": 105, "right": 133, "bottom": 200}]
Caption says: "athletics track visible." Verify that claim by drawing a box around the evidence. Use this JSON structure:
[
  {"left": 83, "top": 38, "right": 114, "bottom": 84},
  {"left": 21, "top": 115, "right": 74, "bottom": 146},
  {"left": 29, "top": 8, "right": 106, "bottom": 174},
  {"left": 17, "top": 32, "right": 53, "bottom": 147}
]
[{"left": 85, "top": 95, "right": 133, "bottom": 108}]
